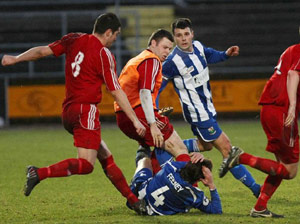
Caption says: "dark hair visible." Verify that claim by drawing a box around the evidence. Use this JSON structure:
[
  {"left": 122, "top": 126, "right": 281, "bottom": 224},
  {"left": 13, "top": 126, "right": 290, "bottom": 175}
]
[
  {"left": 93, "top": 12, "right": 121, "bottom": 34},
  {"left": 147, "top": 29, "right": 174, "bottom": 46},
  {"left": 171, "top": 18, "right": 192, "bottom": 34},
  {"left": 179, "top": 159, "right": 213, "bottom": 184}
]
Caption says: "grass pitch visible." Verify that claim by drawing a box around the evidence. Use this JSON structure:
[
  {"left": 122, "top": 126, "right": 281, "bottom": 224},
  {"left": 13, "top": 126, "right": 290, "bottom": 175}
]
[{"left": 1, "top": 120, "right": 300, "bottom": 224}]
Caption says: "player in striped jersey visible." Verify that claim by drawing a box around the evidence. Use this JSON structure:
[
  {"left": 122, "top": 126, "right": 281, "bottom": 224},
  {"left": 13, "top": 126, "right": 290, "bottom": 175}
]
[
  {"left": 2, "top": 13, "right": 147, "bottom": 214},
  {"left": 156, "top": 18, "right": 261, "bottom": 197}
]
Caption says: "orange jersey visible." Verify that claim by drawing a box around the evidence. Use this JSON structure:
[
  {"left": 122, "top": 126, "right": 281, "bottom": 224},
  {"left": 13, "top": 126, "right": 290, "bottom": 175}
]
[{"left": 114, "top": 49, "right": 162, "bottom": 112}]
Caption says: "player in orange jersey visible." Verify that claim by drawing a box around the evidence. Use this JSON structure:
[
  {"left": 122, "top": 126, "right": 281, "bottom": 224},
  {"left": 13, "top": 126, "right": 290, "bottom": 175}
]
[{"left": 114, "top": 29, "right": 191, "bottom": 168}]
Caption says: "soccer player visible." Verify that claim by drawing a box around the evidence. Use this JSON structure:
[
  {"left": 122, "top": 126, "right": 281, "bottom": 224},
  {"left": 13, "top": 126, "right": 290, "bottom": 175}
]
[
  {"left": 1, "top": 13, "right": 147, "bottom": 214},
  {"left": 219, "top": 42, "right": 300, "bottom": 218},
  {"left": 114, "top": 29, "right": 191, "bottom": 164},
  {"left": 156, "top": 18, "right": 261, "bottom": 197},
  {"left": 127, "top": 151, "right": 222, "bottom": 215}
]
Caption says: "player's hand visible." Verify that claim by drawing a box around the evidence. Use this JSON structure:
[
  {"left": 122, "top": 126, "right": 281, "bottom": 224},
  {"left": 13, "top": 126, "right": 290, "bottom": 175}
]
[
  {"left": 200, "top": 166, "right": 215, "bottom": 189},
  {"left": 1, "top": 55, "right": 17, "bottom": 66},
  {"left": 226, "top": 46, "right": 239, "bottom": 57},
  {"left": 150, "top": 122, "right": 164, "bottom": 148},
  {"left": 284, "top": 105, "right": 296, "bottom": 127},
  {"left": 158, "top": 107, "right": 173, "bottom": 117},
  {"left": 133, "top": 119, "right": 146, "bottom": 137},
  {"left": 189, "top": 152, "right": 204, "bottom": 163}
]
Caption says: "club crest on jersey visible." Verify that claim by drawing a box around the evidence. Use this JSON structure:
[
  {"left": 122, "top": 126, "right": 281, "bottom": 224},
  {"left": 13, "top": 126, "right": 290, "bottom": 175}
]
[{"left": 208, "top": 126, "right": 216, "bottom": 135}]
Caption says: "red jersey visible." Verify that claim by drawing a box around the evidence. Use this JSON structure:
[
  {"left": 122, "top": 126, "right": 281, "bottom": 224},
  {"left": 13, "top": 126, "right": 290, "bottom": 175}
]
[
  {"left": 49, "top": 33, "right": 120, "bottom": 108},
  {"left": 259, "top": 44, "right": 300, "bottom": 109},
  {"left": 114, "top": 49, "right": 162, "bottom": 112}
]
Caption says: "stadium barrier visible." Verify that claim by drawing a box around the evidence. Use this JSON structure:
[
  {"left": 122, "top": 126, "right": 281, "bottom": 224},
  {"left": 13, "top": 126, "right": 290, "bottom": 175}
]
[{"left": 8, "top": 79, "right": 267, "bottom": 119}]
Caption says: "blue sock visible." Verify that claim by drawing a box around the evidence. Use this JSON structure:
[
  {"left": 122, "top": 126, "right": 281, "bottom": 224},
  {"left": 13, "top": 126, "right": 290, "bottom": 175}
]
[
  {"left": 183, "top": 138, "right": 199, "bottom": 152},
  {"left": 154, "top": 147, "right": 174, "bottom": 167},
  {"left": 230, "top": 165, "right": 261, "bottom": 197}
]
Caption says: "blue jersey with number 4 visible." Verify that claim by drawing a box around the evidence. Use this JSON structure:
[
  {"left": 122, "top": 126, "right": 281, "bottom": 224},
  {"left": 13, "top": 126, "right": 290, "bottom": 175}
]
[{"left": 142, "top": 161, "right": 222, "bottom": 215}]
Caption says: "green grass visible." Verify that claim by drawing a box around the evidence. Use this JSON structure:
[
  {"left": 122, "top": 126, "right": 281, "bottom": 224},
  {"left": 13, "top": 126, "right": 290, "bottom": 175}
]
[{"left": 1, "top": 120, "right": 299, "bottom": 223}]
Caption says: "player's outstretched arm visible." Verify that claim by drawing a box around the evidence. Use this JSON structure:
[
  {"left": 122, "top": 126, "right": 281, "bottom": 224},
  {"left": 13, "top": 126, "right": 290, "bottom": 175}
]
[
  {"left": 1, "top": 46, "right": 53, "bottom": 66},
  {"left": 225, "top": 46, "right": 239, "bottom": 57},
  {"left": 111, "top": 89, "right": 146, "bottom": 137}
]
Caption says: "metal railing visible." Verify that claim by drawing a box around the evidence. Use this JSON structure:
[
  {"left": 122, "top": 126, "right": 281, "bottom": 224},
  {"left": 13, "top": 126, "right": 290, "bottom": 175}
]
[
  {"left": 0, "top": 9, "right": 141, "bottom": 77},
  {"left": 0, "top": 9, "right": 142, "bottom": 126}
]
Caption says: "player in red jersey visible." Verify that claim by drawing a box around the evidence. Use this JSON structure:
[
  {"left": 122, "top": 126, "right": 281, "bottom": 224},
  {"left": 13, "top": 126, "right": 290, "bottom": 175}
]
[
  {"left": 114, "top": 29, "right": 191, "bottom": 173},
  {"left": 219, "top": 42, "right": 300, "bottom": 218},
  {"left": 1, "top": 13, "right": 147, "bottom": 214}
]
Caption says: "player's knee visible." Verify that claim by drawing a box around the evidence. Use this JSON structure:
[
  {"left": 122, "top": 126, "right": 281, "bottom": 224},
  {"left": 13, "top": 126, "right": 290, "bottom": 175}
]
[
  {"left": 78, "top": 158, "right": 94, "bottom": 174},
  {"left": 288, "top": 169, "right": 297, "bottom": 179},
  {"left": 203, "top": 145, "right": 213, "bottom": 151}
]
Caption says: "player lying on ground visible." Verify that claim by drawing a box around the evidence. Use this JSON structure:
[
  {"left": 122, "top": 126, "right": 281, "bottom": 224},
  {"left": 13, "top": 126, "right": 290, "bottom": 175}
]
[{"left": 127, "top": 151, "right": 222, "bottom": 215}]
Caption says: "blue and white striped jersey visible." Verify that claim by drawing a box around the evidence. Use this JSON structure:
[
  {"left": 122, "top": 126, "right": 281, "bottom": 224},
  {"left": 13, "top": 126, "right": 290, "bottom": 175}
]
[
  {"left": 161, "top": 40, "right": 228, "bottom": 127},
  {"left": 138, "top": 161, "right": 222, "bottom": 215}
]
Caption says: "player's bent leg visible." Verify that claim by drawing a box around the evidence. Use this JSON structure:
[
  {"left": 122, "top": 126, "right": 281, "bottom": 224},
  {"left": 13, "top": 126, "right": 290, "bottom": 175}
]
[
  {"left": 196, "top": 136, "right": 214, "bottom": 152},
  {"left": 24, "top": 155, "right": 95, "bottom": 196},
  {"left": 135, "top": 157, "right": 153, "bottom": 175},
  {"left": 77, "top": 147, "right": 98, "bottom": 165},
  {"left": 238, "top": 153, "right": 291, "bottom": 179},
  {"left": 97, "top": 140, "right": 145, "bottom": 213},
  {"left": 218, "top": 146, "right": 261, "bottom": 197},
  {"left": 97, "top": 140, "right": 112, "bottom": 161},
  {"left": 230, "top": 165, "right": 261, "bottom": 198},
  {"left": 163, "top": 130, "right": 190, "bottom": 162},
  {"left": 212, "top": 132, "right": 231, "bottom": 158},
  {"left": 136, "top": 145, "right": 151, "bottom": 166},
  {"left": 252, "top": 174, "right": 284, "bottom": 218},
  {"left": 183, "top": 137, "right": 213, "bottom": 152},
  {"left": 279, "top": 161, "right": 298, "bottom": 179},
  {"left": 127, "top": 158, "right": 152, "bottom": 216}
]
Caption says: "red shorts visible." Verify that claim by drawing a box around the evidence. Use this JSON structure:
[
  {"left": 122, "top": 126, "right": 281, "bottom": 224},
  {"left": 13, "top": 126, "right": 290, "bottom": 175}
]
[
  {"left": 62, "top": 103, "right": 101, "bottom": 150},
  {"left": 260, "top": 105, "right": 299, "bottom": 164},
  {"left": 116, "top": 106, "right": 174, "bottom": 147}
]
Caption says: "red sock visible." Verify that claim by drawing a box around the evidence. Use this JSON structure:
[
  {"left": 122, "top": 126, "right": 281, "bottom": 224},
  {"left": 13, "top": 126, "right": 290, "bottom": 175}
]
[
  {"left": 239, "top": 153, "right": 290, "bottom": 178},
  {"left": 37, "top": 158, "right": 93, "bottom": 181},
  {"left": 176, "top": 154, "right": 190, "bottom": 162},
  {"left": 151, "top": 151, "right": 162, "bottom": 175},
  {"left": 254, "top": 175, "right": 283, "bottom": 211},
  {"left": 100, "top": 155, "right": 138, "bottom": 205}
]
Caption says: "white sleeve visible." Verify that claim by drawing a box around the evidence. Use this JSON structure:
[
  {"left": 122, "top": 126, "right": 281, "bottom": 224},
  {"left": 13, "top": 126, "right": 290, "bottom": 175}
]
[{"left": 139, "top": 89, "right": 156, "bottom": 124}]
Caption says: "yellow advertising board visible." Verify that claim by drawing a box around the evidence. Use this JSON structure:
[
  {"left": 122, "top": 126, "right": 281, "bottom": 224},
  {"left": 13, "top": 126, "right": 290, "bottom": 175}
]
[
  {"left": 8, "top": 85, "right": 115, "bottom": 118},
  {"left": 8, "top": 85, "right": 65, "bottom": 118},
  {"left": 159, "top": 79, "right": 267, "bottom": 112},
  {"left": 211, "top": 79, "right": 267, "bottom": 112},
  {"left": 8, "top": 79, "right": 268, "bottom": 118}
]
